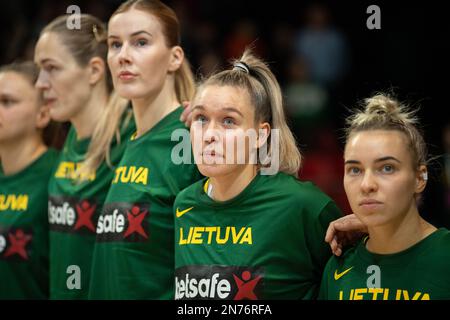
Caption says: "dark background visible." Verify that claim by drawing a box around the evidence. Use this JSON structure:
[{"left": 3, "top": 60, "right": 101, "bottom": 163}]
[{"left": 1, "top": 0, "right": 449, "bottom": 226}]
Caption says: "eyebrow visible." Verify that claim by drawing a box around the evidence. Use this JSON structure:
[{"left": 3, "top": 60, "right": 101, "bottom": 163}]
[
  {"left": 192, "top": 105, "right": 244, "bottom": 117},
  {"left": 344, "top": 156, "right": 401, "bottom": 165},
  {"left": 192, "top": 105, "right": 205, "bottom": 112},
  {"left": 222, "top": 107, "right": 244, "bottom": 117},
  {"left": 38, "top": 58, "right": 57, "bottom": 65},
  {"left": 108, "top": 31, "right": 153, "bottom": 39}
]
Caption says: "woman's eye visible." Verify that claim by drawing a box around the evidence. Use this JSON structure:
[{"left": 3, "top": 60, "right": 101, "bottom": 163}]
[
  {"left": 135, "top": 39, "right": 148, "bottom": 47},
  {"left": 45, "top": 65, "right": 56, "bottom": 72},
  {"left": 381, "top": 164, "right": 395, "bottom": 174},
  {"left": 194, "top": 115, "right": 207, "bottom": 124},
  {"left": 109, "top": 41, "right": 121, "bottom": 49},
  {"left": 223, "top": 118, "right": 235, "bottom": 126},
  {"left": 347, "top": 167, "right": 361, "bottom": 175},
  {"left": 0, "top": 98, "right": 16, "bottom": 107}
]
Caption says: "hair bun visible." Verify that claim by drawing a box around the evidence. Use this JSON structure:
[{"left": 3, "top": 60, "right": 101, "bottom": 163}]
[{"left": 365, "top": 94, "right": 399, "bottom": 116}]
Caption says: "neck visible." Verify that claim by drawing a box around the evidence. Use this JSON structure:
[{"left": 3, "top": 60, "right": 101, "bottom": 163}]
[
  {"left": 209, "top": 165, "right": 258, "bottom": 202},
  {"left": 71, "top": 83, "right": 109, "bottom": 140},
  {"left": 0, "top": 135, "right": 47, "bottom": 175},
  {"left": 366, "top": 206, "right": 437, "bottom": 254},
  {"left": 132, "top": 77, "right": 179, "bottom": 138}
]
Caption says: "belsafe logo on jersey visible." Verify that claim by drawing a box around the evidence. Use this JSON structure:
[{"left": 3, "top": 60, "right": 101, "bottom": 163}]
[
  {"left": 48, "top": 196, "right": 98, "bottom": 234},
  {"left": 0, "top": 227, "right": 33, "bottom": 261},
  {"left": 175, "top": 265, "right": 264, "bottom": 300},
  {"left": 95, "top": 202, "right": 150, "bottom": 242}
]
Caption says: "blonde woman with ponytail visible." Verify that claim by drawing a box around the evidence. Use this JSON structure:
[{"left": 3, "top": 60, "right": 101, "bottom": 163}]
[
  {"left": 34, "top": 14, "right": 136, "bottom": 299},
  {"left": 319, "top": 94, "right": 450, "bottom": 300},
  {"left": 88, "top": 0, "right": 202, "bottom": 299},
  {"left": 173, "top": 49, "right": 342, "bottom": 300}
]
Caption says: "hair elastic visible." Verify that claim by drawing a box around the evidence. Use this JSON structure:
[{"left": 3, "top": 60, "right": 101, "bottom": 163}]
[{"left": 233, "top": 61, "right": 250, "bottom": 74}]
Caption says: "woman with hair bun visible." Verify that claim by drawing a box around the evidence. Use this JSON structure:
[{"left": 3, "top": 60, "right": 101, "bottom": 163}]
[{"left": 319, "top": 94, "right": 450, "bottom": 300}]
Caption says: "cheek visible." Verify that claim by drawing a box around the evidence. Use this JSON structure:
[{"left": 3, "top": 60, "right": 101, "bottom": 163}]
[
  {"left": 6, "top": 106, "right": 35, "bottom": 131},
  {"left": 142, "top": 50, "right": 170, "bottom": 77},
  {"left": 190, "top": 126, "right": 203, "bottom": 153},
  {"left": 343, "top": 178, "right": 358, "bottom": 203}
]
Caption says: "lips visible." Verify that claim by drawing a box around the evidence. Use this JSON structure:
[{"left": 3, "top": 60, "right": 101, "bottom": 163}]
[
  {"left": 202, "top": 150, "right": 222, "bottom": 157},
  {"left": 44, "top": 97, "right": 57, "bottom": 106},
  {"left": 118, "top": 71, "right": 137, "bottom": 80},
  {"left": 359, "top": 199, "right": 383, "bottom": 206},
  {"left": 359, "top": 199, "right": 383, "bottom": 210}
]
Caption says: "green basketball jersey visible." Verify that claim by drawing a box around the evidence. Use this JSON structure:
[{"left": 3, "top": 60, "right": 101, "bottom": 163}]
[
  {"left": 174, "top": 172, "right": 343, "bottom": 300},
  {"left": 48, "top": 114, "right": 135, "bottom": 299},
  {"left": 89, "top": 107, "right": 203, "bottom": 300},
  {"left": 319, "top": 228, "right": 450, "bottom": 300},
  {"left": 0, "top": 148, "right": 59, "bottom": 299}
]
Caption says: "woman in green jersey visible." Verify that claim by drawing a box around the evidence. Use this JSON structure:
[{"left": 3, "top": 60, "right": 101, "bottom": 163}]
[
  {"left": 173, "top": 49, "right": 342, "bottom": 300},
  {"left": 319, "top": 94, "right": 450, "bottom": 300},
  {"left": 34, "top": 14, "right": 135, "bottom": 299},
  {"left": 88, "top": 0, "right": 202, "bottom": 299},
  {"left": 0, "top": 61, "right": 59, "bottom": 299}
]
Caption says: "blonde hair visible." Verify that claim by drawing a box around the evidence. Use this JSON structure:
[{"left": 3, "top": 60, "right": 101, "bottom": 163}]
[
  {"left": 41, "top": 14, "right": 131, "bottom": 174},
  {"left": 196, "top": 48, "right": 302, "bottom": 176},
  {"left": 111, "top": 0, "right": 195, "bottom": 102},
  {"left": 345, "top": 93, "right": 428, "bottom": 168}
]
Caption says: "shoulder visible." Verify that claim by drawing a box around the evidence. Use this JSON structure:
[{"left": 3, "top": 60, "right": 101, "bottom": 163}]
[
  {"left": 45, "top": 147, "right": 61, "bottom": 163},
  {"left": 34, "top": 147, "right": 60, "bottom": 175},
  {"left": 174, "top": 177, "right": 207, "bottom": 206},
  {"left": 262, "top": 172, "right": 340, "bottom": 213},
  {"left": 431, "top": 228, "right": 450, "bottom": 253},
  {"left": 325, "top": 242, "right": 360, "bottom": 273}
]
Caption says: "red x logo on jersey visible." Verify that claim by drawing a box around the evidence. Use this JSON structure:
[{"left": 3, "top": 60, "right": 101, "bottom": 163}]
[
  {"left": 233, "top": 271, "right": 262, "bottom": 300},
  {"left": 123, "top": 205, "right": 148, "bottom": 239},
  {"left": 3, "top": 229, "right": 32, "bottom": 260},
  {"left": 74, "top": 200, "right": 97, "bottom": 232}
]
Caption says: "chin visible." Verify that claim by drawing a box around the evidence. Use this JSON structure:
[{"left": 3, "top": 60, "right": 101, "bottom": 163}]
[
  {"left": 355, "top": 212, "right": 389, "bottom": 228},
  {"left": 49, "top": 109, "right": 70, "bottom": 122},
  {"left": 197, "top": 163, "right": 232, "bottom": 179},
  {"left": 116, "top": 85, "right": 148, "bottom": 100}
]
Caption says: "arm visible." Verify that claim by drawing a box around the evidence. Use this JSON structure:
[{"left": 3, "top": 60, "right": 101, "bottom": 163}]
[{"left": 324, "top": 213, "right": 368, "bottom": 256}]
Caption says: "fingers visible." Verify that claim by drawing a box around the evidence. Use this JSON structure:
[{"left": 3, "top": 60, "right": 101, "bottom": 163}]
[
  {"left": 329, "top": 236, "right": 343, "bottom": 256},
  {"left": 329, "top": 214, "right": 367, "bottom": 233},
  {"left": 325, "top": 214, "right": 367, "bottom": 256},
  {"left": 179, "top": 101, "right": 191, "bottom": 125},
  {"left": 339, "top": 214, "right": 368, "bottom": 233},
  {"left": 325, "top": 222, "right": 337, "bottom": 243}
]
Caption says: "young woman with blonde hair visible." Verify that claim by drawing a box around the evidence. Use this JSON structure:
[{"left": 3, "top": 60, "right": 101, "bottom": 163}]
[
  {"left": 319, "top": 94, "right": 450, "bottom": 300},
  {"left": 88, "top": 0, "right": 202, "bottom": 299},
  {"left": 34, "top": 14, "right": 135, "bottom": 299},
  {"left": 174, "top": 49, "right": 342, "bottom": 300}
]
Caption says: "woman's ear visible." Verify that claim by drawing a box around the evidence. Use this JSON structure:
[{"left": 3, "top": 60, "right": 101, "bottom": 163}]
[
  {"left": 257, "top": 122, "right": 271, "bottom": 149},
  {"left": 168, "top": 46, "right": 184, "bottom": 72},
  {"left": 415, "top": 165, "right": 428, "bottom": 194},
  {"left": 35, "top": 104, "right": 51, "bottom": 130},
  {"left": 88, "top": 57, "right": 106, "bottom": 85}
]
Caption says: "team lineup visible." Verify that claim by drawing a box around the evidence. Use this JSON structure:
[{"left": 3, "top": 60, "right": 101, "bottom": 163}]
[{"left": 1, "top": 0, "right": 449, "bottom": 301}]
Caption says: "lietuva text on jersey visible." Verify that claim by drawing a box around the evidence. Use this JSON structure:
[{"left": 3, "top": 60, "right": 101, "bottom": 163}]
[
  {"left": 112, "top": 166, "right": 148, "bottom": 185},
  {"left": 179, "top": 226, "right": 253, "bottom": 245},
  {"left": 0, "top": 194, "right": 28, "bottom": 211},
  {"left": 54, "top": 161, "right": 96, "bottom": 181}
]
